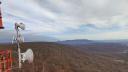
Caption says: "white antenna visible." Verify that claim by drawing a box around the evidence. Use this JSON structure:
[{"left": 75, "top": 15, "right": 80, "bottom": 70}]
[
  {"left": 21, "top": 49, "right": 34, "bottom": 63},
  {"left": 14, "top": 22, "right": 34, "bottom": 69}
]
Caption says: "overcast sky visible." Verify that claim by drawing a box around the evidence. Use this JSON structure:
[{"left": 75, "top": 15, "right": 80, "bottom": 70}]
[{"left": 1, "top": 0, "right": 128, "bottom": 41}]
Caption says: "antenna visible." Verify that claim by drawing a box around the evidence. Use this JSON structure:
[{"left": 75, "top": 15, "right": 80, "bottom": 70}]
[
  {"left": 15, "top": 22, "right": 25, "bottom": 69},
  {"left": 21, "top": 49, "right": 34, "bottom": 63},
  {"left": 14, "top": 23, "right": 34, "bottom": 69}
]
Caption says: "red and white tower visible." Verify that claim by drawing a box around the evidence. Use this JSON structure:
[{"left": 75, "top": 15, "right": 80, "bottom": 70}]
[{"left": 0, "top": 1, "right": 4, "bottom": 29}]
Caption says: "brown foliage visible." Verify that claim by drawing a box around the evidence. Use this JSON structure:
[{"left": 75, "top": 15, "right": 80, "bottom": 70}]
[{"left": 0, "top": 42, "right": 128, "bottom": 72}]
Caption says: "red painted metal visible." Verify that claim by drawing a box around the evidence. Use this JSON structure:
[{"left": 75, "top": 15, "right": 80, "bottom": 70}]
[
  {"left": 0, "top": 1, "right": 4, "bottom": 29},
  {"left": 0, "top": 50, "right": 13, "bottom": 72}
]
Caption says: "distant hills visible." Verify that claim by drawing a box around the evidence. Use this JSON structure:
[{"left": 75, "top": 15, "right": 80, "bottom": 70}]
[
  {"left": 0, "top": 30, "right": 58, "bottom": 43},
  {"left": 57, "top": 39, "right": 128, "bottom": 53},
  {"left": 57, "top": 39, "right": 128, "bottom": 45},
  {"left": 57, "top": 39, "right": 96, "bottom": 45}
]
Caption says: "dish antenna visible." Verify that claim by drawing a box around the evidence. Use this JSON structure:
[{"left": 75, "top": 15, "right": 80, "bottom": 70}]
[
  {"left": 21, "top": 49, "right": 34, "bottom": 63},
  {"left": 14, "top": 23, "right": 34, "bottom": 69}
]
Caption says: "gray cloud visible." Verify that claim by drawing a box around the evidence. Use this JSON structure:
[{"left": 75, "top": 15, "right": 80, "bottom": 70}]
[{"left": 1, "top": 0, "right": 128, "bottom": 40}]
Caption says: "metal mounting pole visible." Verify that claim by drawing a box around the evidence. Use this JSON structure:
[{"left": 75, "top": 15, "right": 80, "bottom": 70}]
[
  {"left": 14, "top": 23, "right": 25, "bottom": 71},
  {"left": 15, "top": 23, "right": 22, "bottom": 69}
]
